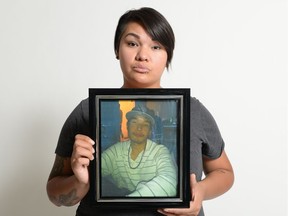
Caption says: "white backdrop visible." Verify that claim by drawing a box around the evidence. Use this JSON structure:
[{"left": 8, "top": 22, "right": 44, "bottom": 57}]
[{"left": 0, "top": 0, "right": 287, "bottom": 215}]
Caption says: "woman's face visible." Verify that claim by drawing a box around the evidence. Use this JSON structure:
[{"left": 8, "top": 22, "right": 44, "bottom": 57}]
[{"left": 118, "top": 22, "right": 168, "bottom": 88}]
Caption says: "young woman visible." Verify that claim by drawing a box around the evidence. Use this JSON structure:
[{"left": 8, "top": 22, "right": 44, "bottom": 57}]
[{"left": 46, "top": 7, "right": 234, "bottom": 216}]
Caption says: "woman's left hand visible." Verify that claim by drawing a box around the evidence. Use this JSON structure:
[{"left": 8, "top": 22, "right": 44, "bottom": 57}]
[{"left": 157, "top": 174, "right": 204, "bottom": 216}]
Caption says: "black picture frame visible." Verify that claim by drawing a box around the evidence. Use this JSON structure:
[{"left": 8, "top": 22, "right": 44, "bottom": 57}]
[{"left": 89, "top": 88, "right": 190, "bottom": 208}]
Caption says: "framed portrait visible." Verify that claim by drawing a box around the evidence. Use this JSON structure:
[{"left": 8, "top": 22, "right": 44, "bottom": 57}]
[{"left": 89, "top": 88, "right": 190, "bottom": 208}]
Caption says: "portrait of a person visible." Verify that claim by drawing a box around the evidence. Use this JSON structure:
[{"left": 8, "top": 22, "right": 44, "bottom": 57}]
[{"left": 101, "top": 104, "right": 177, "bottom": 197}]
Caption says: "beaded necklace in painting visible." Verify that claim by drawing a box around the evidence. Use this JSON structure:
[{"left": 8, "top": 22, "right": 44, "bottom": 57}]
[{"left": 128, "top": 144, "right": 146, "bottom": 169}]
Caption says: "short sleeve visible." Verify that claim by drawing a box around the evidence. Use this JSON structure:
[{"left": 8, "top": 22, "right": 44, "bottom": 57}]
[
  {"left": 190, "top": 98, "right": 224, "bottom": 159},
  {"left": 55, "top": 99, "right": 90, "bottom": 157}
]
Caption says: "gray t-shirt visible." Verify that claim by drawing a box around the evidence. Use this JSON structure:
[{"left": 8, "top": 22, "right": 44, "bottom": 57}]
[{"left": 55, "top": 97, "right": 224, "bottom": 216}]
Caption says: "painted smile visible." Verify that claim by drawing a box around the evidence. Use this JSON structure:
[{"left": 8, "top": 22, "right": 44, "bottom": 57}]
[{"left": 132, "top": 132, "right": 144, "bottom": 137}]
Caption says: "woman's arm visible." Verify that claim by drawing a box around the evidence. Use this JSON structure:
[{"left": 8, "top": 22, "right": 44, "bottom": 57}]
[
  {"left": 199, "top": 150, "right": 234, "bottom": 200},
  {"left": 46, "top": 135, "right": 95, "bottom": 206},
  {"left": 46, "top": 155, "right": 89, "bottom": 206}
]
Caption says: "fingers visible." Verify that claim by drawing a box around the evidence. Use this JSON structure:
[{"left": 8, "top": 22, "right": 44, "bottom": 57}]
[
  {"left": 71, "top": 134, "right": 96, "bottom": 184},
  {"left": 73, "top": 134, "right": 95, "bottom": 161},
  {"left": 157, "top": 209, "right": 175, "bottom": 216},
  {"left": 72, "top": 156, "right": 91, "bottom": 168},
  {"left": 157, "top": 206, "right": 194, "bottom": 216},
  {"left": 75, "top": 134, "right": 95, "bottom": 146},
  {"left": 158, "top": 200, "right": 200, "bottom": 216}
]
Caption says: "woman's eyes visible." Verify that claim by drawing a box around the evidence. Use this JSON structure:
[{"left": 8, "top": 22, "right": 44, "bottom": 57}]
[
  {"left": 152, "top": 45, "right": 161, "bottom": 50},
  {"left": 127, "top": 42, "right": 138, "bottom": 47},
  {"left": 126, "top": 42, "right": 162, "bottom": 50}
]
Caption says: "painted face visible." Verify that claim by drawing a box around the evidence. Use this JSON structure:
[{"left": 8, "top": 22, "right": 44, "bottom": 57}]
[
  {"left": 118, "top": 22, "right": 168, "bottom": 88},
  {"left": 128, "top": 116, "right": 151, "bottom": 144}
]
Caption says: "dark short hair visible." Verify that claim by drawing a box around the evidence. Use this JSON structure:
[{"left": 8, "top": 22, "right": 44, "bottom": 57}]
[{"left": 114, "top": 7, "right": 175, "bottom": 68}]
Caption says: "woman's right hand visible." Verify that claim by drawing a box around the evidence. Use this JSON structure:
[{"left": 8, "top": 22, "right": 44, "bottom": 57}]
[{"left": 71, "top": 134, "right": 95, "bottom": 185}]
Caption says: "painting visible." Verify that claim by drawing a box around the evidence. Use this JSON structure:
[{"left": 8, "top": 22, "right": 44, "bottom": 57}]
[{"left": 89, "top": 88, "right": 190, "bottom": 208}]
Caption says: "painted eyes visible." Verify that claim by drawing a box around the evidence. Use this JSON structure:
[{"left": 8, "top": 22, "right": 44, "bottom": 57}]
[{"left": 130, "top": 121, "right": 150, "bottom": 130}]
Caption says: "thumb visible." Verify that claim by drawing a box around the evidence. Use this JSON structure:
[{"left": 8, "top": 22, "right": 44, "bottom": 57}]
[
  {"left": 190, "top": 173, "right": 197, "bottom": 186},
  {"left": 190, "top": 173, "right": 198, "bottom": 201}
]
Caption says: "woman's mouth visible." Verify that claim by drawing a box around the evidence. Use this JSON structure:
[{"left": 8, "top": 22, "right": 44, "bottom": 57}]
[{"left": 133, "top": 65, "right": 149, "bottom": 73}]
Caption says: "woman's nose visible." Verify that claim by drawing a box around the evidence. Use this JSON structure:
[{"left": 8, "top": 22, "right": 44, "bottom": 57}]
[{"left": 135, "top": 47, "right": 149, "bottom": 61}]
